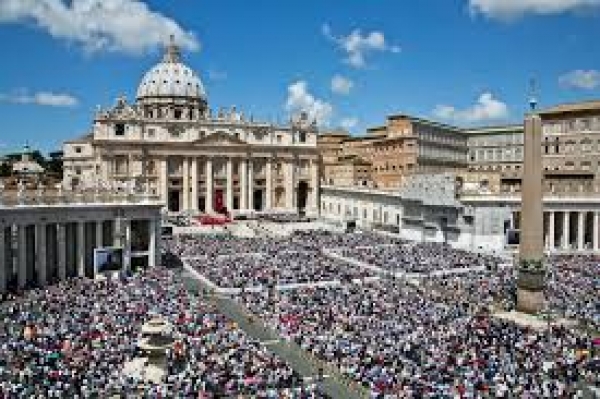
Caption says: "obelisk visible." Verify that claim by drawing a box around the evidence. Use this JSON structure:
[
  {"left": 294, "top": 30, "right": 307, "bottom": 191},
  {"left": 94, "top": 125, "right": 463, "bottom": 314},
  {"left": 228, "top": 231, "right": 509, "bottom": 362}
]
[{"left": 516, "top": 97, "right": 546, "bottom": 314}]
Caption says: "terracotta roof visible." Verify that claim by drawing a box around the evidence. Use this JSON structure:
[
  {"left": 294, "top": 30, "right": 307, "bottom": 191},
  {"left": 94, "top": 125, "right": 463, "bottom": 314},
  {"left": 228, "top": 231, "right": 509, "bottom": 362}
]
[{"left": 538, "top": 100, "right": 600, "bottom": 115}]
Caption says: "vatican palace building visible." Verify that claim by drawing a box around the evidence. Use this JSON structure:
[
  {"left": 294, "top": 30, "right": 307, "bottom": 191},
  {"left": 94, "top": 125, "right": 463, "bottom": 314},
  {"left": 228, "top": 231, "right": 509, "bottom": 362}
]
[{"left": 62, "top": 38, "right": 320, "bottom": 215}]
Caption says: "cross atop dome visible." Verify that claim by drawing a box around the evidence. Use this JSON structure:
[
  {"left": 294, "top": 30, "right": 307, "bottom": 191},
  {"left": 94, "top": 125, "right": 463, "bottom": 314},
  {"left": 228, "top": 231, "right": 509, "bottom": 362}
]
[{"left": 162, "top": 34, "right": 181, "bottom": 64}]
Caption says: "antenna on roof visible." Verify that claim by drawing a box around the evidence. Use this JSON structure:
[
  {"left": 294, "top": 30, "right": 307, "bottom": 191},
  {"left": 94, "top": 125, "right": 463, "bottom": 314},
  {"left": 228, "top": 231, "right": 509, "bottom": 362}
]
[{"left": 529, "top": 78, "right": 538, "bottom": 111}]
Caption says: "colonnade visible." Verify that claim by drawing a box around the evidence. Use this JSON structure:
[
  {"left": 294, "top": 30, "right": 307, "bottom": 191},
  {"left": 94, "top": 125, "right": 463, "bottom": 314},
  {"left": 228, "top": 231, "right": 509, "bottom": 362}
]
[
  {"left": 543, "top": 210, "right": 600, "bottom": 251},
  {"left": 0, "top": 206, "right": 161, "bottom": 294},
  {"left": 509, "top": 210, "right": 600, "bottom": 252}
]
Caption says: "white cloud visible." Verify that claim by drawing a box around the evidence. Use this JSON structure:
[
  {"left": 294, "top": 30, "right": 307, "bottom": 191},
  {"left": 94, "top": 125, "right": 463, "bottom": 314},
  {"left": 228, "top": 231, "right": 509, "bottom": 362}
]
[
  {"left": 331, "top": 75, "right": 354, "bottom": 95},
  {"left": 433, "top": 92, "right": 509, "bottom": 124},
  {"left": 0, "top": 89, "right": 78, "bottom": 107},
  {"left": 559, "top": 69, "right": 600, "bottom": 90},
  {"left": 285, "top": 81, "right": 333, "bottom": 126},
  {"left": 469, "top": 0, "right": 600, "bottom": 20},
  {"left": 340, "top": 117, "right": 359, "bottom": 130},
  {"left": 0, "top": 0, "right": 199, "bottom": 54},
  {"left": 322, "top": 24, "right": 400, "bottom": 68}
]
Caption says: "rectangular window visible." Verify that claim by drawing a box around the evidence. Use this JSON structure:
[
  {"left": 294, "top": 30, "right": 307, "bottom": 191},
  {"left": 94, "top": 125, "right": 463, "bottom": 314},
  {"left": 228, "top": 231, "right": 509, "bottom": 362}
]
[{"left": 115, "top": 123, "right": 126, "bottom": 136}]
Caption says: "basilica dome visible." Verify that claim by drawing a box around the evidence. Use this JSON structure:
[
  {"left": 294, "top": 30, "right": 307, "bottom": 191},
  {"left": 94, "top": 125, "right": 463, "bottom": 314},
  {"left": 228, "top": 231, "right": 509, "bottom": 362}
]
[{"left": 136, "top": 38, "right": 207, "bottom": 101}]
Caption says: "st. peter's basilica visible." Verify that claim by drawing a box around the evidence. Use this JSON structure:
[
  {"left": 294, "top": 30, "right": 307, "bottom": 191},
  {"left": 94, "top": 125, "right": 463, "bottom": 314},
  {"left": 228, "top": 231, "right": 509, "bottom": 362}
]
[{"left": 62, "top": 37, "right": 320, "bottom": 215}]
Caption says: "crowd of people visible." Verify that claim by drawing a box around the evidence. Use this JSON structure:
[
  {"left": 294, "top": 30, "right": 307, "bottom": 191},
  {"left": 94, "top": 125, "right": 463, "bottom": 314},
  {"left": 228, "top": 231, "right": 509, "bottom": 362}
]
[
  {"left": 2, "top": 225, "right": 599, "bottom": 398},
  {"left": 333, "top": 242, "right": 502, "bottom": 274},
  {"left": 237, "top": 272, "right": 598, "bottom": 397},
  {"left": 163, "top": 230, "right": 405, "bottom": 259},
  {"left": 0, "top": 269, "right": 323, "bottom": 397},
  {"left": 547, "top": 255, "right": 600, "bottom": 331},
  {"left": 187, "top": 251, "right": 376, "bottom": 289}
]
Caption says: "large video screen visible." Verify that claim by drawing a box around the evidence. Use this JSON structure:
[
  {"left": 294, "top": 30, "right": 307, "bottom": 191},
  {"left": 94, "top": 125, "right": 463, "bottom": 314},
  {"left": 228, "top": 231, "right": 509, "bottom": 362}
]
[{"left": 94, "top": 247, "right": 124, "bottom": 274}]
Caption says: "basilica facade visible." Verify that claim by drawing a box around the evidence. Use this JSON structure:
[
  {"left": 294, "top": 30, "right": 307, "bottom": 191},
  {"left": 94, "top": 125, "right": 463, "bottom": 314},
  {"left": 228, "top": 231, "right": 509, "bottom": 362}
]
[{"left": 63, "top": 38, "right": 320, "bottom": 215}]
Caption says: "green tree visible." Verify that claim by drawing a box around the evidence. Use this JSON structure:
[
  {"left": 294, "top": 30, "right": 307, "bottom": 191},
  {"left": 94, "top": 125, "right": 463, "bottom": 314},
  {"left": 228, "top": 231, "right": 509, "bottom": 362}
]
[
  {"left": 0, "top": 162, "right": 10, "bottom": 177},
  {"left": 47, "top": 151, "right": 64, "bottom": 179}
]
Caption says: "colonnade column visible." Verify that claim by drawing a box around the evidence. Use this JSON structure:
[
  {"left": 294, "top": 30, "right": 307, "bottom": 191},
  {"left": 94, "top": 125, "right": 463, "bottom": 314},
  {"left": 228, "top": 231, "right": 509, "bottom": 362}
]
[
  {"left": 124, "top": 219, "right": 131, "bottom": 272},
  {"left": 226, "top": 158, "right": 234, "bottom": 211},
  {"left": 577, "top": 212, "right": 585, "bottom": 251},
  {"left": 594, "top": 212, "right": 599, "bottom": 251},
  {"left": 0, "top": 227, "right": 6, "bottom": 294},
  {"left": 57, "top": 224, "right": 67, "bottom": 281},
  {"left": 191, "top": 157, "right": 198, "bottom": 213},
  {"left": 548, "top": 211, "right": 555, "bottom": 251},
  {"left": 240, "top": 158, "right": 248, "bottom": 210},
  {"left": 36, "top": 223, "right": 47, "bottom": 287},
  {"left": 248, "top": 160, "right": 254, "bottom": 211},
  {"left": 562, "top": 212, "right": 570, "bottom": 250},
  {"left": 160, "top": 157, "right": 168, "bottom": 206},
  {"left": 77, "top": 222, "right": 85, "bottom": 277},
  {"left": 17, "top": 225, "right": 26, "bottom": 289},
  {"left": 206, "top": 158, "right": 213, "bottom": 213},
  {"left": 148, "top": 218, "right": 158, "bottom": 268},
  {"left": 265, "top": 158, "right": 273, "bottom": 210},
  {"left": 96, "top": 221, "right": 103, "bottom": 249},
  {"left": 182, "top": 157, "right": 190, "bottom": 212}
]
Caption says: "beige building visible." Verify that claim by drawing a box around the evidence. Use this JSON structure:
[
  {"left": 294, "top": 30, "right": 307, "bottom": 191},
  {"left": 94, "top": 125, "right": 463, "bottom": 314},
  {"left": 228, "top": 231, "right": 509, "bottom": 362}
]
[
  {"left": 63, "top": 38, "right": 320, "bottom": 215},
  {"left": 323, "top": 155, "right": 372, "bottom": 187},
  {"left": 319, "top": 114, "right": 468, "bottom": 190}
]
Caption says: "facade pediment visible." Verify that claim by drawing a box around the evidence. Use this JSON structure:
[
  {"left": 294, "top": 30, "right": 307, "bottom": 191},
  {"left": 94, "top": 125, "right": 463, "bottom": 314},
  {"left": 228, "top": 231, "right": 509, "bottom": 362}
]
[{"left": 193, "top": 131, "right": 247, "bottom": 146}]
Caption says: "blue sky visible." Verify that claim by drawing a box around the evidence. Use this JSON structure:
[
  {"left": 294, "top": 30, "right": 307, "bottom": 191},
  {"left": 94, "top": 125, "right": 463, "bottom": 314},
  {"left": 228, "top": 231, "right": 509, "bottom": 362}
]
[{"left": 0, "top": 0, "right": 599, "bottom": 153}]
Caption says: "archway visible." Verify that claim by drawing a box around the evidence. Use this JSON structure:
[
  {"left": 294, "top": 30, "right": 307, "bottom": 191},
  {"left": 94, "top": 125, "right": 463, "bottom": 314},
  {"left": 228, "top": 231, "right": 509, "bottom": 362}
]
[
  {"left": 297, "top": 181, "right": 308, "bottom": 213},
  {"left": 168, "top": 190, "right": 180, "bottom": 213}
]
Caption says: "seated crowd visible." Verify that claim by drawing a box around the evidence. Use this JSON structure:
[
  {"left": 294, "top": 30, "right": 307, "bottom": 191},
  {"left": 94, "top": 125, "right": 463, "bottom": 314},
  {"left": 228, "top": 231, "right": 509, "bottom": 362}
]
[
  {"left": 238, "top": 271, "right": 598, "bottom": 397},
  {"left": 333, "top": 242, "right": 502, "bottom": 274},
  {"left": 163, "top": 230, "right": 405, "bottom": 259},
  {"left": 0, "top": 269, "right": 323, "bottom": 398},
  {"left": 547, "top": 255, "right": 600, "bottom": 331},
  {"left": 187, "top": 252, "right": 376, "bottom": 289}
]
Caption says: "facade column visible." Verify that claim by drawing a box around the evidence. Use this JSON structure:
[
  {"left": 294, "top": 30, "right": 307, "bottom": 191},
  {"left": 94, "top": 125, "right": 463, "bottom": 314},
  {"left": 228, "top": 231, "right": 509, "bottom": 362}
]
[
  {"left": 160, "top": 157, "right": 168, "bottom": 206},
  {"left": 182, "top": 157, "right": 190, "bottom": 212},
  {"left": 191, "top": 157, "right": 198, "bottom": 213},
  {"left": 36, "top": 223, "right": 47, "bottom": 287},
  {"left": 57, "top": 224, "right": 67, "bottom": 281},
  {"left": 17, "top": 225, "right": 26, "bottom": 289},
  {"left": 206, "top": 158, "right": 213, "bottom": 213},
  {"left": 594, "top": 212, "right": 599, "bottom": 251},
  {"left": 0, "top": 226, "right": 6, "bottom": 294},
  {"left": 310, "top": 158, "right": 319, "bottom": 214},
  {"left": 77, "top": 222, "right": 85, "bottom": 277},
  {"left": 240, "top": 158, "right": 248, "bottom": 210},
  {"left": 248, "top": 159, "right": 254, "bottom": 211},
  {"left": 226, "top": 158, "right": 234, "bottom": 211},
  {"left": 562, "top": 212, "right": 570, "bottom": 250},
  {"left": 578, "top": 211, "right": 585, "bottom": 251},
  {"left": 548, "top": 211, "right": 555, "bottom": 251},
  {"left": 265, "top": 157, "right": 273, "bottom": 210},
  {"left": 285, "top": 158, "right": 296, "bottom": 209}
]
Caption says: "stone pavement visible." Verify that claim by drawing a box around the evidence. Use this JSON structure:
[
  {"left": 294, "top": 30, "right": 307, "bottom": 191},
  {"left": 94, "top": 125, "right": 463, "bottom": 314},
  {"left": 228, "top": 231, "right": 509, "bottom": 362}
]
[{"left": 181, "top": 269, "right": 367, "bottom": 399}]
